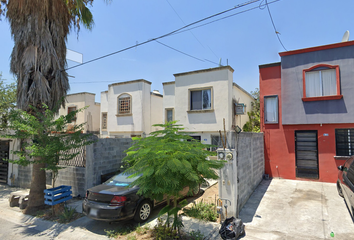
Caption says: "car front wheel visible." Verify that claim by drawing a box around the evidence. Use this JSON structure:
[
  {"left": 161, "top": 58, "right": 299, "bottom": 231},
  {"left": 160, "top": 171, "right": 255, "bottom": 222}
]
[
  {"left": 337, "top": 181, "right": 344, "bottom": 198},
  {"left": 134, "top": 200, "right": 152, "bottom": 223}
]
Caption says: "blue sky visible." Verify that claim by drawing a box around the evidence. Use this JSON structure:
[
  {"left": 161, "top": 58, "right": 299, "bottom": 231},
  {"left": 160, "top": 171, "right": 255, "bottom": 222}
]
[{"left": 1, "top": 0, "right": 354, "bottom": 102}]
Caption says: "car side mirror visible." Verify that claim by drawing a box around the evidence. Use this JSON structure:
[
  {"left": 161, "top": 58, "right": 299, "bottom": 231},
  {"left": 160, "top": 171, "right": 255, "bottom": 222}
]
[{"left": 338, "top": 165, "right": 344, "bottom": 171}]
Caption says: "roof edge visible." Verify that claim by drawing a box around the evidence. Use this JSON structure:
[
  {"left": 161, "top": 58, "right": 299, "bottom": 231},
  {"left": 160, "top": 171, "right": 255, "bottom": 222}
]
[
  {"left": 279, "top": 41, "right": 354, "bottom": 57},
  {"left": 259, "top": 62, "right": 281, "bottom": 69},
  {"left": 109, "top": 79, "right": 151, "bottom": 88},
  {"left": 162, "top": 81, "right": 175, "bottom": 85},
  {"left": 67, "top": 92, "right": 96, "bottom": 96},
  {"left": 233, "top": 82, "right": 255, "bottom": 100},
  {"left": 173, "top": 66, "right": 234, "bottom": 77}
]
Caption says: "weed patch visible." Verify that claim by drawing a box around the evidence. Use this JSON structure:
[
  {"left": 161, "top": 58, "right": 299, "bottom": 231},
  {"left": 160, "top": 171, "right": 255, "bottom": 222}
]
[{"left": 182, "top": 200, "right": 218, "bottom": 222}]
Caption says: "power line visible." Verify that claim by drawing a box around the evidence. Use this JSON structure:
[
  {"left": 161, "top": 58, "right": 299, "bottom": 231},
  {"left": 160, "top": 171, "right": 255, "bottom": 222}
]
[
  {"left": 65, "top": 0, "right": 262, "bottom": 71},
  {"left": 155, "top": 40, "right": 206, "bottom": 63},
  {"left": 165, "top": 0, "right": 219, "bottom": 59},
  {"left": 265, "top": 0, "right": 287, "bottom": 51},
  {"left": 169, "top": 0, "right": 281, "bottom": 36}
]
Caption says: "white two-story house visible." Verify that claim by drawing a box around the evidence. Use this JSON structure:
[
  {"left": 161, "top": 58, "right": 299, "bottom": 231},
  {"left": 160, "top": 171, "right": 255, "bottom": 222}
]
[
  {"left": 100, "top": 79, "right": 163, "bottom": 138},
  {"left": 58, "top": 92, "right": 101, "bottom": 133},
  {"left": 163, "top": 66, "right": 254, "bottom": 146}
]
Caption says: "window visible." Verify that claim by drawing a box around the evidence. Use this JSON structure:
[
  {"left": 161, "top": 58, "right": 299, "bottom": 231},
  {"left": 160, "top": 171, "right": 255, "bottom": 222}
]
[
  {"left": 335, "top": 129, "right": 354, "bottom": 156},
  {"left": 102, "top": 112, "right": 107, "bottom": 130},
  {"left": 211, "top": 135, "right": 222, "bottom": 151},
  {"left": 190, "top": 88, "right": 211, "bottom": 110},
  {"left": 264, "top": 96, "right": 278, "bottom": 124},
  {"left": 117, "top": 94, "right": 131, "bottom": 115},
  {"left": 303, "top": 64, "right": 341, "bottom": 101},
  {"left": 165, "top": 108, "right": 174, "bottom": 123},
  {"left": 68, "top": 106, "right": 77, "bottom": 123},
  {"left": 188, "top": 136, "right": 201, "bottom": 142}
]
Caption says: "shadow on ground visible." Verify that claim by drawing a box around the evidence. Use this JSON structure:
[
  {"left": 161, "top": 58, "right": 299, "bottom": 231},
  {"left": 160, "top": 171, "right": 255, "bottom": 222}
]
[
  {"left": 239, "top": 179, "right": 271, "bottom": 223},
  {"left": 68, "top": 190, "right": 206, "bottom": 237}
]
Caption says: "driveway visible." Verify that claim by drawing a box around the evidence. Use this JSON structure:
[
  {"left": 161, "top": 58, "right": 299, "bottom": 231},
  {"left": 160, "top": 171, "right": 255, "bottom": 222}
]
[{"left": 239, "top": 179, "right": 354, "bottom": 240}]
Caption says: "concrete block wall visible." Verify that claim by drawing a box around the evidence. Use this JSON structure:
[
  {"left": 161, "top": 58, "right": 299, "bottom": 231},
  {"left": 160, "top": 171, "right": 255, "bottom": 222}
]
[
  {"left": 236, "top": 132, "right": 264, "bottom": 211},
  {"left": 89, "top": 138, "right": 133, "bottom": 187},
  {"left": 17, "top": 166, "right": 51, "bottom": 188},
  {"left": 16, "top": 137, "right": 133, "bottom": 198},
  {"left": 55, "top": 166, "right": 86, "bottom": 197},
  {"left": 18, "top": 165, "right": 32, "bottom": 188}
]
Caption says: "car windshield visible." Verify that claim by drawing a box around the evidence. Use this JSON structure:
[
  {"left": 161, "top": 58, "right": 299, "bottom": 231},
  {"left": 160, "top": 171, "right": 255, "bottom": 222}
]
[{"left": 104, "top": 172, "right": 141, "bottom": 187}]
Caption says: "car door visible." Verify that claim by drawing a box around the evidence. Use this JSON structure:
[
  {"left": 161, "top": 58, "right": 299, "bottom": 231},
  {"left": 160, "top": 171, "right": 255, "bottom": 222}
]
[{"left": 342, "top": 158, "right": 354, "bottom": 215}]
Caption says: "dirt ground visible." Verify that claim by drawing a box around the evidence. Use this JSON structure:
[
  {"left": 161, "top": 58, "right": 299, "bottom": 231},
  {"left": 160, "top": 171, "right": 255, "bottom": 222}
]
[{"left": 197, "top": 182, "right": 219, "bottom": 205}]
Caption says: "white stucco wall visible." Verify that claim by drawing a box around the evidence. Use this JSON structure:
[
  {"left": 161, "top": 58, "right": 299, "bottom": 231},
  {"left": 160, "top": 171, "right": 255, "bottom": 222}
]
[
  {"left": 162, "top": 82, "right": 175, "bottom": 122},
  {"left": 150, "top": 93, "right": 163, "bottom": 133},
  {"left": 58, "top": 92, "right": 100, "bottom": 133},
  {"left": 172, "top": 66, "right": 234, "bottom": 133},
  {"left": 232, "top": 84, "right": 255, "bottom": 130},
  {"left": 101, "top": 80, "right": 160, "bottom": 138},
  {"left": 100, "top": 91, "right": 109, "bottom": 137},
  {"left": 162, "top": 66, "right": 254, "bottom": 143}
]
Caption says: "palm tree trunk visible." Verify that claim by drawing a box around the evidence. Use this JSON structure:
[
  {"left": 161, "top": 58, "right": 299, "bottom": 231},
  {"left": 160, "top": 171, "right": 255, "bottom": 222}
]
[{"left": 23, "top": 160, "right": 46, "bottom": 214}]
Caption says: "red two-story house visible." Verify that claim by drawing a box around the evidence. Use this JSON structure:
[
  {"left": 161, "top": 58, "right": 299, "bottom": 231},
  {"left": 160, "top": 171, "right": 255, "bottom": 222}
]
[{"left": 260, "top": 41, "right": 354, "bottom": 183}]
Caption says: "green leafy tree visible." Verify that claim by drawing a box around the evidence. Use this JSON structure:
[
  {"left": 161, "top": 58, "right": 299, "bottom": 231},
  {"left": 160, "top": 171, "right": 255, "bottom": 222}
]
[
  {"left": 243, "top": 88, "right": 260, "bottom": 132},
  {"left": 0, "top": 0, "right": 108, "bottom": 213},
  {"left": 123, "top": 121, "right": 225, "bottom": 230},
  {"left": 0, "top": 73, "right": 16, "bottom": 131},
  {"left": 3, "top": 104, "right": 95, "bottom": 190}
]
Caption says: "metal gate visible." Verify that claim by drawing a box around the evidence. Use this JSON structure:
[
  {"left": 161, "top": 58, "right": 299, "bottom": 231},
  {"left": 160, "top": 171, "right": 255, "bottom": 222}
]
[
  {"left": 0, "top": 141, "right": 9, "bottom": 183},
  {"left": 295, "top": 131, "right": 319, "bottom": 179}
]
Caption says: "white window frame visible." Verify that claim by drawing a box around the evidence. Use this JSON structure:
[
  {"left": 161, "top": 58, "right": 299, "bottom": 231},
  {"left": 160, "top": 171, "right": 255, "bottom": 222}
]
[
  {"left": 101, "top": 112, "right": 107, "bottom": 130},
  {"left": 264, "top": 95, "right": 278, "bottom": 124},
  {"left": 117, "top": 93, "right": 132, "bottom": 116},
  {"left": 189, "top": 87, "right": 213, "bottom": 111},
  {"left": 165, "top": 108, "right": 174, "bottom": 123}
]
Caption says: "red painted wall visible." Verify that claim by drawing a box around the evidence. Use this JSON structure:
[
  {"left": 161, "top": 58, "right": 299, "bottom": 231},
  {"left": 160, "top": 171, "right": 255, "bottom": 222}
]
[{"left": 260, "top": 64, "right": 347, "bottom": 183}]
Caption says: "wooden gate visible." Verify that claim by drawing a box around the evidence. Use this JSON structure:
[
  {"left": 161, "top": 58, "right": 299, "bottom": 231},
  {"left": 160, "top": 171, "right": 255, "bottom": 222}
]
[
  {"left": 295, "top": 131, "right": 319, "bottom": 179},
  {"left": 0, "top": 141, "right": 9, "bottom": 183}
]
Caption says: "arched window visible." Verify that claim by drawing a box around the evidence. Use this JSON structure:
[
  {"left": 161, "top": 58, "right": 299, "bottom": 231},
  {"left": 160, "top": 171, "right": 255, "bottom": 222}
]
[
  {"left": 302, "top": 64, "right": 342, "bottom": 101},
  {"left": 117, "top": 93, "right": 131, "bottom": 115}
]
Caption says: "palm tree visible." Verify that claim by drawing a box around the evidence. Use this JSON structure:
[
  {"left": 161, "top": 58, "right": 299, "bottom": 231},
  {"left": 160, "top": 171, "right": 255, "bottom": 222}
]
[{"left": 2, "top": 0, "right": 95, "bottom": 214}]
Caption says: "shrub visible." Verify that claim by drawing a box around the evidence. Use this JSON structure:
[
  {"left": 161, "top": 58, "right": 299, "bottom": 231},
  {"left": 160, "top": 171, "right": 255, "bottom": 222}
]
[
  {"left": 183, "top": 200, "right": 218, "bottom": 222},
  {"left": 58, "top": 206, "right": 76, "bottom": 223}
]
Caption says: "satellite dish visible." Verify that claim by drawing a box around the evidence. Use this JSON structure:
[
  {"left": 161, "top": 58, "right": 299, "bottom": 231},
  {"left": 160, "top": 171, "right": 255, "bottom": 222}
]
[{"left": 342, "top": 30, "right": 350, "bottom": 42}]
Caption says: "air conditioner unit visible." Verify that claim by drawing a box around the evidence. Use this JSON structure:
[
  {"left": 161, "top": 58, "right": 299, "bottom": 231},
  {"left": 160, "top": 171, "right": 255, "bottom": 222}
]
[{"left": 235, "top": 103, "right": 245, "bottom": 115}]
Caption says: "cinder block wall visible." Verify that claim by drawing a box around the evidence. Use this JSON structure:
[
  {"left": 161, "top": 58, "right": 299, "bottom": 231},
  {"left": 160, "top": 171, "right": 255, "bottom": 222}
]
[
  {"left": 17, "top": 137, "right": 133, "bottom": 197},
  {"left": 88, "top": 138, "right": 133, "bottom": 188},
  {"left": 18, "top": 165, "right": 32, "bottom": 188},
  {"left": 55, "top": 166, "right": 86, "bottom": 197},
  {"left": 236, "top": 132, "right": 264, "bottom": 211}
]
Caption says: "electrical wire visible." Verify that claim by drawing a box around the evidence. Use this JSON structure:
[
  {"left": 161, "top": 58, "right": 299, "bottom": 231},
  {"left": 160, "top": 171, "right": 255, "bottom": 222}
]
[
  {"left": 65, "top": 0, "right": 262, "bottom": 71},
  {"left": 169, "top": 0, "right": 281, "bottom": 36},
  {"left": 155, "top": 40, "right": 206, "bottom": 63},
  {"left": 264, "top": 0, "right": 287, "bottom": 51},
  {"left": 165, "top": 0, "right": 219, "bottom": 59}
]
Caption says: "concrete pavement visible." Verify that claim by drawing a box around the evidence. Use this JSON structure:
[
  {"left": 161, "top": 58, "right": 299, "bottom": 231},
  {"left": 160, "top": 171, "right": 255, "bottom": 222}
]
[
  {"left": 0, "top": 182, "right": 220, "bottom": 240},
  {"left": 238, "top": 179, "right": 354, "bottom": 240},
  {"left": 1, "top": 178, "right": 353, "bottom": 239}
]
